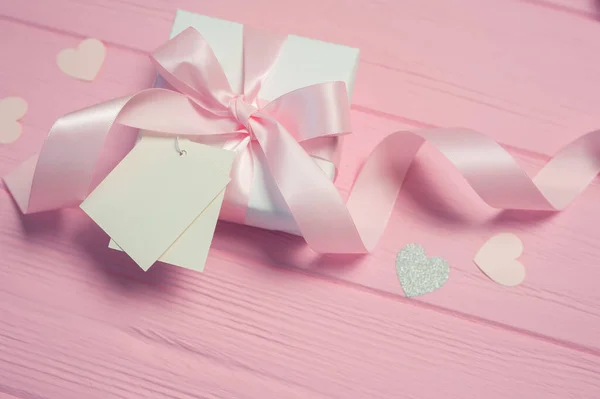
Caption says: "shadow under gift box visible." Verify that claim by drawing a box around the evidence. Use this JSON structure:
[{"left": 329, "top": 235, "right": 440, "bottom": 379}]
[{"left": 143, "top": 10, "right": 359, "bottom": 236}]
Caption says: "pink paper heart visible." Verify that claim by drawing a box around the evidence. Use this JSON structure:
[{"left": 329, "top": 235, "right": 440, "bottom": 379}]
[
  {"left": 57, "top": 38, "right": 106, "bottom": 81},
  {"left": 0, "top": 97, "right": 27, "bottom": 144},
  {"left": 474, "top": 233, "right": 525, "bottom": 287}
]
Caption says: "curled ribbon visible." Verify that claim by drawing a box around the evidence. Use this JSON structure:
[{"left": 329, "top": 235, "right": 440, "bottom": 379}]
[{"left": 3, "top": 28, "right": 600, "bottom": 254}]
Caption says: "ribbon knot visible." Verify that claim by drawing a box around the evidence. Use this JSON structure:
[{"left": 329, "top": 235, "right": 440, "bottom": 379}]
[{"left": 229, "top": 95, "right": 258, "bottom": 139}]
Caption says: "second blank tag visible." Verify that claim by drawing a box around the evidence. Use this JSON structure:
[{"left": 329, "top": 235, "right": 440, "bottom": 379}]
[
  {"left": 81, "top": 136, "right": 234, "bottom": 271},
  {"left": 109, "top": 191, "right": 228, "bottom": 272}
]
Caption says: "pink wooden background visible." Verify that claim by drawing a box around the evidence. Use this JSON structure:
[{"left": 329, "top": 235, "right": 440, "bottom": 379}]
[{"left": 2, "top": 0, "right": 600, "bottom": 397}]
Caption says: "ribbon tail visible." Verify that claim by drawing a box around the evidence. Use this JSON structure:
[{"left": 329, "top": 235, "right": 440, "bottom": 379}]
[
  {"left": 251, "top": 116, "right": 369, "bottom": 253},
  {"left": 345, "top": 128, "right": 600, "bottom": 250},
  {"left": 4, "top": 95, "right": 134, "bottom": 214},
  {"left": 253, "top": 118, "right": 600, "bottom": 254},
  {"left": 3, "top": 155, "right": 38, "bottom": 214},
  {"left": 3, "top": 89, "right": 236, "bottom": 214}
]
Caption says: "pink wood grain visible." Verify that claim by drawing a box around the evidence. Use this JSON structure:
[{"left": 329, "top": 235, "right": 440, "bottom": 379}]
[{"left": 2, "top": 0, "right": 600, "bottom": 397}]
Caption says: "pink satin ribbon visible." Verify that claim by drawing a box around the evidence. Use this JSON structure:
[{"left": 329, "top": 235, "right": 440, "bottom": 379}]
[{"left": 4, "top": 27, "right": 600, "bottom": 254}]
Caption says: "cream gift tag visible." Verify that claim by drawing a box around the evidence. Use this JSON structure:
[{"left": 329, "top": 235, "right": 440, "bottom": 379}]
[
  {"left": 81, "top": 136, "right": 235, "bottom": 271},
  {"left": 108, "top": 137, "right": 236, "bottom": 272},
  {"left": 109, "top": 191, "right": 228, "bottom": 272}
]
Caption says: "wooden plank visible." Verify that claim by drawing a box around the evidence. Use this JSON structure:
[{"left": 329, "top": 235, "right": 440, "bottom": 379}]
[
  {"left": 1, "top": 223, "right": 600, "bottom": 398},
  {"left": 2, "top": 12, "right": 600, "bottom": 355},
  {"left": 0, "top": 303, "right": 329, "bottom": 399},
  {"left": 1, "top": 0, "right": 600, "bottom": 155}
]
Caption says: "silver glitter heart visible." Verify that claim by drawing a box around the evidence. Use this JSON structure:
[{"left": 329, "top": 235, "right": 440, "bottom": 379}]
[{"left": 396, "top": 244, "right": 450, "bottom": 297}]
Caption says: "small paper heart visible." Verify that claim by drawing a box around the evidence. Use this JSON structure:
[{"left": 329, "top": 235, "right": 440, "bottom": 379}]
[
  {"left": 57, "top": 38, "right": 106, "bottom": 81},
  {"left": 0, "top": 97, "right": 28, "bottom": 144},
  {"left": 474, "top": 233, "right": 525, "bottom": 287},
  {"left": 396, "top": 244, "right": 450, "bottom": 297}
]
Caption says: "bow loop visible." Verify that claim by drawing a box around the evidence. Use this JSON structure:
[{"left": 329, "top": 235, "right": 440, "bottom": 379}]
[{"left": 151, "top": 28, "right": 233, "bottom": 115}]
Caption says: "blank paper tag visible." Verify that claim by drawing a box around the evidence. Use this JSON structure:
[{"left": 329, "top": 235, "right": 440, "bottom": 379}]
[
  {"left": 107, "top": 135, "right": 236, "bottom": 272},
  {"left": 109, "top": 189, "right": 227, "bottom": 272},
  {"left": 81, "top": 136, "right": 234, "bottom": 271}
]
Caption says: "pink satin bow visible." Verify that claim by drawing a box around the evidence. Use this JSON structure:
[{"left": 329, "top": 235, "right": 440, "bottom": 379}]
[{"left": 4, "top": 27, "right": 600, "bottom": 254}]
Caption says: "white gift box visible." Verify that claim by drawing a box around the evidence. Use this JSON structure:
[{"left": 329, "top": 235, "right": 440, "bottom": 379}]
[{"left": 160, "top": 10, "right": 359, "bottom": 235}]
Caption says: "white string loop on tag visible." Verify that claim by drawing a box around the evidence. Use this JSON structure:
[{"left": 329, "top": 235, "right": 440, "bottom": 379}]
[{"left": 175, "top": 136, "right": 187, "bottom": 157}]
